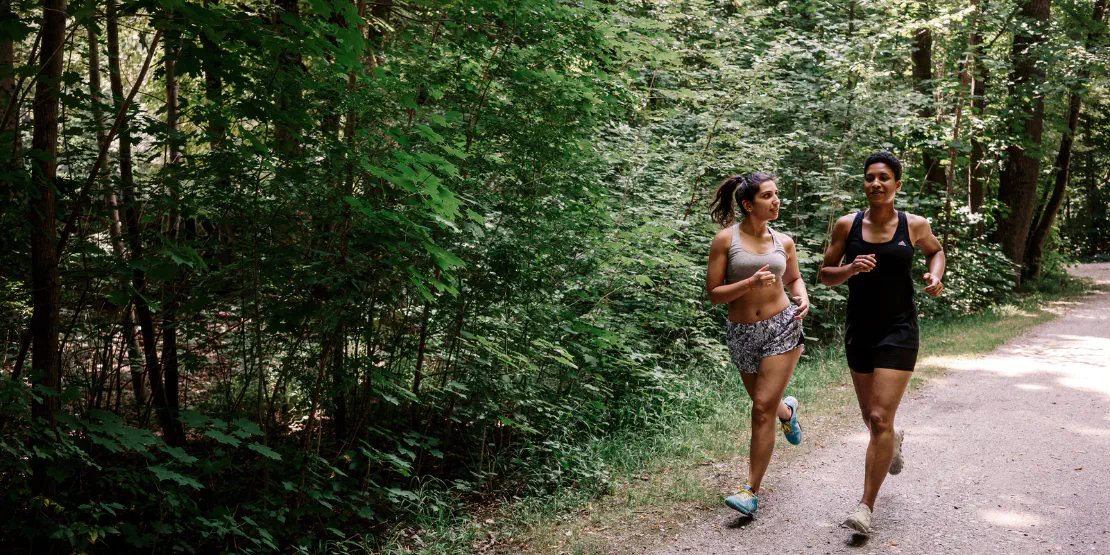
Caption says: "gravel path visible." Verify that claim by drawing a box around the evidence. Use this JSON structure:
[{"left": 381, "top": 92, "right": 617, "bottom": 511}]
[{"left": 653, "top": 263, "right": 1110, "bottom": 554}]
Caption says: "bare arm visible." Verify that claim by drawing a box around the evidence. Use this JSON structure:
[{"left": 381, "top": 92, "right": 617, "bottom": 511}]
[
  {"left": 819, "top": 215, "right": 875, "bottom": 287},
  {"left": 781, "top": 235, "right": 810, "bottom": 320},
  {"left": 909, "top": 215, "right": 946, "bottom": 296}
]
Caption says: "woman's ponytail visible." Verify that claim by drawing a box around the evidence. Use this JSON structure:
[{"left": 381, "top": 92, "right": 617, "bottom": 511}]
[
  {"left": 710, "top": 175, "right": 744, "bottom": 227},
  {"left": 709, "top": 172, "right": 775, "bottom": 227}
]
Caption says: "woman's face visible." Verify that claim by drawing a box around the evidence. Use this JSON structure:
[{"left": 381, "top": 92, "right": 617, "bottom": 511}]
[
  {"left": 743, "top": 180, "right": 781, "bottom": 221},
  {"left": 864, "top": 162, "right": 902, "bottom": 204}
]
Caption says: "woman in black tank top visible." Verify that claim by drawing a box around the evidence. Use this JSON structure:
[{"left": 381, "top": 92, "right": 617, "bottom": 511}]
[
  {"left": 819, "top": 152, "right": 946, "bottom": 535},
  {"left": 843, "top": 210, "right": 919, "bottom": 354}
]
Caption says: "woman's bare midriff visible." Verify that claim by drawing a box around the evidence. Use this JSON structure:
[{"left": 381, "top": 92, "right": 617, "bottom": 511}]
[{"left": 728, "top": 286, "right": 791, "bottom": 324}]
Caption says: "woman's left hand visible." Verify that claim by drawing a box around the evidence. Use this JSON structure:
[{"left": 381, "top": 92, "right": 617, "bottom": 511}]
[
  {"left": 792, "top": 296, "right": 810, "bottom": 320},
  {"left": 923, "top": 273, "right": 943, "bottom": 296}
]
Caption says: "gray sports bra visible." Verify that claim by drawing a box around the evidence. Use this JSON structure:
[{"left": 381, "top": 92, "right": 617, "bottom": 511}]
[{"left": 726, "top": 224, "right": 788, "bottom": 284}]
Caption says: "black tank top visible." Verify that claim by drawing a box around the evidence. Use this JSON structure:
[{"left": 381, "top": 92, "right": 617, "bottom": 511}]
[{"left": 843, "top": 210, "right": 919, "bottom": 349}]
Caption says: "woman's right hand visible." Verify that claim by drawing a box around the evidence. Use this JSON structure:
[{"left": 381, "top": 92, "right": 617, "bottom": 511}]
[
  {"left": 849, "top": 254, "right": 876, "bottom": 275},
  {"left": 749, "top": 264, "right": 777, "bottom": 289}
]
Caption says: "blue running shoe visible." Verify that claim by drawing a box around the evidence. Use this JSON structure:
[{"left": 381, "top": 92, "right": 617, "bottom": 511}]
[
  {"left": 781, "top": 396, "right": 802, "bottom": 445},
  {"left": 724, "top": 485, "right": 758, "bottom": 515}
]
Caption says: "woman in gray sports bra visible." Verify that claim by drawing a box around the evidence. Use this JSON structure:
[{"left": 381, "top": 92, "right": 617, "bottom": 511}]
[{"left": 706, "top": 171, "right": 811, "bottom": 516}]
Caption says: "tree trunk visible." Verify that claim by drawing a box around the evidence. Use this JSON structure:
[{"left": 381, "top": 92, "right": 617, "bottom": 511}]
[
  {"left": 912, "top": 27, "right": 948, "bottom": 191},
  {"left": 993, "top": 0, "right": 1051, "bottom": 286},
  {"left": 333, "top": 324, "right": 348, "bottom": 442},
  {"left": 160, "top": 26, "right": 186, "bottom": 446},
  {"left": 330, "top": 0, "right": 370, "bottom": 444},
  {"left": 412, "top": 301, "right": 431, "bottom": 397},
  {"left": 967, "top": 0, "right": 989, "bottom": 215},
  {"left": 273, "top": 0, "right": 303, "bottom": 153},
  {"left": 0, "top": 0, "right": 15, "bottom": 204},
  {"left": 1024, "top": 0, "right": 1105, "bottom": 278},
  {"left": 201, "top": 0, "right": 225, "bottom": 148},
  {"left": 108, "top": 0, "right": 176, "bottom": 440},
  {"left": 29, "top": 0, "right": 65, "bottom": 550}
]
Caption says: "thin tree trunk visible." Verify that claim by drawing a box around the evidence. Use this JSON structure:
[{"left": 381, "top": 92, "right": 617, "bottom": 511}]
[
  {"left": 29, "top": 0, "right": 65, "bottom": 551},
  {"left": 302, "top": 334, "right": 334, "bottom": 452},
  {"left": 273, "top": 0, "right": 303, "bottom": 153},
  {"left": 942, "top": 0, "right": 981, "bottom": 250},
  {"left": 0, "top": 0, "right": 15, "bottom": 204},
  {"left": 330, "top": 0, "right": 370, "bottom": 444},
  {"left": 202, "top": 0, "right": 225, "bottom": 148},
  {"left": 912, "top": 27, "right": 948, "bottom": 191},
  {"left": 1024, "top": 0, "right": 1106, "bottom": 278},
  {"left": 160, "top": 25, "right": 186, "bottom": 446},
  {"left": 107, "top": 0, "right": 174, "bottom": 439},
  {"left": 993, "top": 0, "right": 1051, "bottom": 286},
  {"left": 412, "top": 301, "right": 431, "bottom": 397},
  {"left": 967, "top": 0, "right": 989, "bottom": 216}
]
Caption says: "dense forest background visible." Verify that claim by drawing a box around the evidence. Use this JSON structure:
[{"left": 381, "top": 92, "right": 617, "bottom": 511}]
[{"left": 1, "top": 0, "right": 1107, "bottom": 552}]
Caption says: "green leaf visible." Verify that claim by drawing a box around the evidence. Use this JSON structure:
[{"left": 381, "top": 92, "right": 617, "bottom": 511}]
[
  {"left": 247, "top": 443, "right": 282, "bottom": 461},
  {"left": 161, "top": 446, "right": 199, "bottom": 465},
  {"left": 107, "top": 290, "right": 131, "bottom": 306},
  {"left": 178, "top": 410, "right": 208, "bottom": 429},
  {"left": 205, "top": 429, "right": 242, "bottom": 447},
  {"left": 148, "top": 465, "right": 203, "bottom": 490},
  {"left": 90, "top": 434, "right": 123, "bottom": 453},
  {"left": 115, "top": 426, "right": 160, "bottom": 451},
  {"left": 233, "top": 418, "right": 264, "bottom": 437}
]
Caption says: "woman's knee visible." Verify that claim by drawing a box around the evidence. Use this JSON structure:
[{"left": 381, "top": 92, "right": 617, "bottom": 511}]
[
  {"left": 866, "top": 408, "right": 894, "bottom": 433},
  {"left": 751, "top": 399, "right": 779, "bottom": 424}
]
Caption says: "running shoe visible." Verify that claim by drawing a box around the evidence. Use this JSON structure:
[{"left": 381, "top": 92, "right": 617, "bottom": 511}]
[
  {"left": 780, "top": 396, "right": 802, "bottom": 445},
  {"left": 889, "top": 429, "right": 904, "bottom": 475},
  {"left": 843, "top": 503, "right": 873, "bottom": 535},
  {"left": 724, "top": 485, "right": 758, "bottom": 515}
]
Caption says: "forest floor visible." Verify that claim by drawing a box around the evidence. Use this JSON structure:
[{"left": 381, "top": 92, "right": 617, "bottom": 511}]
[{"left": 492, "top": 264, "right": 1110, "bottom": 555}]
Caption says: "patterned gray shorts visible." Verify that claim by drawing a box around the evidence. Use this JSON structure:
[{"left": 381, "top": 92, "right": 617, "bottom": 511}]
[{"left": 726, "top": 305, "right": 805, "bottom": 373}]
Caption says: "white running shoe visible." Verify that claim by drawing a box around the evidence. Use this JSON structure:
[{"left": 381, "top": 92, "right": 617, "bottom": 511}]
[
  {"left": 889, "top": 429, "right": 905, "bottom": 475},
  {"left": 844, "top": 503, "right": 873, "bottom": 535}
]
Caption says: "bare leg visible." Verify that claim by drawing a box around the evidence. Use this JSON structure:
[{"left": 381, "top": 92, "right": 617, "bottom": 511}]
[
  {"left": 853, "top": 367, "right": 913, "bottom": 510},
  {"left": 849, "top": 370, "right": 874, "bottom": 427},
  {"left": 740, "top": 375, "right": 794, "bottom": 423},
  {"left": 740, "top": 346, "right": 802, "bottom": 492},
  {"left": 776, "top": 398, "right": 793, "bottom": 420}
]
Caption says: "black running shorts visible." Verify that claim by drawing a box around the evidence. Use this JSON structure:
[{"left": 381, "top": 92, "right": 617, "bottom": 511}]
[{"left": 845, "top": 344, "right": 918, "bottom": 373}]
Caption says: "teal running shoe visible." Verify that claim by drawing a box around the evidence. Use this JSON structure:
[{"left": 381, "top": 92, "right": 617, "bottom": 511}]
[
  {"left": 781, "top": 396, "right": 802, "bottom": 445},
  {"left": 724, "top": 485, "right": 758, "bottom": 515}
]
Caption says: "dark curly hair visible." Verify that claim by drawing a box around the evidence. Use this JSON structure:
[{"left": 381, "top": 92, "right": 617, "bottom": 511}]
[
  {"left": 864, "top": 151, "right": 902, "bottom": 181},
  {"left": 709, "top": 171, "right": 775, "bottom": 227}
]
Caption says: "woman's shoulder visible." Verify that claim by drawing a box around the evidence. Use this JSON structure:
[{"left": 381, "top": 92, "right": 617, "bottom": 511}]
[
  {"left": 711, "top": 225, "right": 734, "bottom": 251},
  {"left": 901, "top": 212, "right": 931, "bottom": 228},
  {"left": 833, "top": 212, "right": 857, "bottom": 232}
]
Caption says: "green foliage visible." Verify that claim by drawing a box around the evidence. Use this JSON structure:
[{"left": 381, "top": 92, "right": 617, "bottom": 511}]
[{"left": 0, "top": 0, "right": 1104, "bottom": 552}]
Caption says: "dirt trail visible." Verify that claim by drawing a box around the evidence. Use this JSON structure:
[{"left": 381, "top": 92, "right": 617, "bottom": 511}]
[{"left": 652, "top": 263, "right": 1110, "bottom": 554}]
